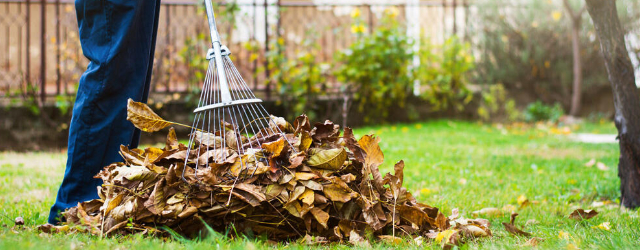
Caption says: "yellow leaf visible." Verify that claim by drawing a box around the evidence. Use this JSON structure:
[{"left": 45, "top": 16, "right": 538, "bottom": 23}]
[
  {"left": 435, "top": 230, "right": 455, "bottom": 243},
  {"left": 262, "top": 137, "right": 285, "bottom": 157},
  {"left": 299, "top": 188, "right": 315, "bottom": 205},
  {"left": 126, "top": 99, "right": 191, "bottom": 132},
  {"left": 559, "top": 230, "right": 570, "bottom": 239},
  {"left": 306, "top": 148, "right": 347, "bottom": 170},
  {"left": 517, "top": 194, "right": 530, "bottom": 207},
  {"left": 592, "top": 222, "right": 611, "bottom": 231}
]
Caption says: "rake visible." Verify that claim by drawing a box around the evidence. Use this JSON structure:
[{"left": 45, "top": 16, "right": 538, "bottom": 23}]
[{"left": 182, "top": 0, "right": 295, "bottom": 181}]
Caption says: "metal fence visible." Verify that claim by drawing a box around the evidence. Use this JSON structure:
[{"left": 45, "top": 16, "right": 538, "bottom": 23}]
[{"left": 0, "top": 0, "right": 468, "bottom": 102}]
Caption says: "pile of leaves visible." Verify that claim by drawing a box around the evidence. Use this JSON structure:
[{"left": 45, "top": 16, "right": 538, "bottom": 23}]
[{"left": 52, "top": 100, "right": 492, "bottom": 245}]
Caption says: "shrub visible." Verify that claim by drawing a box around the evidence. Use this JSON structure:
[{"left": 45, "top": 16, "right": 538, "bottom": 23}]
[
  {"left": 418, "top": 36, "right": 475, "bottom": 112},
  {"left": 524, "top": 101, "right": 564, "bottom": 122},
  {"left": 334, "top": 8, "right": 414, "bottom": 123}
]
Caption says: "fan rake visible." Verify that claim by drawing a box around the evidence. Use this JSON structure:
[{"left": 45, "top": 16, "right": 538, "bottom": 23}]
[{"left": 182, "top": 0, "right": 296, "bottom": 183}]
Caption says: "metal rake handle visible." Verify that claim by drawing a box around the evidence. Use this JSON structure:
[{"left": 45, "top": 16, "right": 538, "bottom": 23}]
[{"left": 204, "top": 0, "right": 232, "bottom": 104}]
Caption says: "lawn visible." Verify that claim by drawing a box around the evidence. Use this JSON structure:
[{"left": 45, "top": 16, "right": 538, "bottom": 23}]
[{"left": 1, "top": 120, "right": 636, "bottom": 249}]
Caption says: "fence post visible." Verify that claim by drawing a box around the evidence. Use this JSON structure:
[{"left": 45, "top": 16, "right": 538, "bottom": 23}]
[
  {"left": 55, "top": 0, "right": 61, "bottom": 95},
  {"left": 40, "top": 0, "right": 46, "bottom": 103},
  {"left": 264, "top": 0, "right": 270, "bottom": 100},
  {"left": 452, "top": 0, "right": 457, "bottom": 35},
  {"left": 253, "top": 0, "right": 258, "bottom": 89},
  {"left": 25, "top": 0, "right": 30, "bottom": 94},
  {"left": 165, "top": 4, "right": 170, "bottom": 93},
  {"left": 367, "top": 4, "right": 373, "bottom": 34}
]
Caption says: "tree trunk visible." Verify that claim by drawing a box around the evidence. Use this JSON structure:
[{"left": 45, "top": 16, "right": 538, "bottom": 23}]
[
  {"left": 569, "top": 19, "right": 583, "bottom": 116},
  {"left": 585, "top": 0, "right": 640, "bottom": 208},
  {"left": 563, "top": 0, "right": 585, "bottom": 117}
]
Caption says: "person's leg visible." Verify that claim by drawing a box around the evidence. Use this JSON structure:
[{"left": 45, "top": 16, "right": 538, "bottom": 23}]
[{"left": 48, "top": 0, "right": 161, "bottom": 224}]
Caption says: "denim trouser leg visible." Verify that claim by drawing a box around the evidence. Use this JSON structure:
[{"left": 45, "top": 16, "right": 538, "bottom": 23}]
[{"left": 48, "top": 0, "right": 161, "bottom": 224}]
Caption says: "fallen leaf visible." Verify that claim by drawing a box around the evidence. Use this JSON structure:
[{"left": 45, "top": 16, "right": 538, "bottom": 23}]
[
  {"left": 569, "top": 209, "right": 598, "bottom": 220},
  {"left": 503, "top": 213, "right": 531, "bottom": 237},
  {"left": 262, "top": 137, "right": 286, "bottom": 157},
  {"left": 14, "top": 217, "right": 24, "bottom": 226},
  {"left": 126, "top": 99, "right": 188, "bottom": 132},
  {"left": 472, "top": 207, "right": 503, "bottom": 217},
  {"left": 378, "top": 235, "right": 403, "bottom": 244},
  {"left": 348, "top": 230, "right": 370, "bottom": 247},
  {"left": 596, "top": 162, "right": 609, "bottom": 171},
  {"left": 584, "top": 158, "right": 596, "bottom": 167},
  {"left": 522, "top": 237, "right": 544, "bottom": 246},
  {"left": 592, "top": 222, "right": 611, "bottom": 231},
  {"left": 517, "top": 195, "right": 530, "bottom": 207},
  {"left": 306, "top": 148, "right": 347, "bottom": 170},
  {"left": 558, "top": 230, "right": 570, "bottom": 239}
]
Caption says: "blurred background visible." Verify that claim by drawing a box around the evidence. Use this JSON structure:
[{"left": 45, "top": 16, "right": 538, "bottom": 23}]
[{"left": 1, "top": 0, "right": 639, "bottom": 150}]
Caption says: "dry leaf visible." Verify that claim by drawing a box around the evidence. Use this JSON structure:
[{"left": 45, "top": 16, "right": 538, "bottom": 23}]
[
  {"left": 569, "top": 209, "right": 598, "bottom": 220},
  {"left": 596, "top": 162, "right": 609, "bottom": 171},
  {"left": 472, "top": 207, "right": 503, "bottom": 217},
  {"left": 584, "top": 158, "right": 596, "bottom": 167},
  {"left": 522, "top": 237, "right": 544, "bottom": 246},
  {"left": 592, "top": 222, "right": 611, "bottom": 231},
  {"left": 503, "top": 213, "right": 531, "bottom": 237},
  {"left": 306, "top": 148, "right": 347, "bottom": 170},
  {"left": 126, "top": 99, "right": 188, "bottom": 132}
]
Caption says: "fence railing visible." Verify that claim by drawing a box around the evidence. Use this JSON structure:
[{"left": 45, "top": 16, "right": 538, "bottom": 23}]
[{"left": 0, "top": 0, "right": 468, "bottom": 102}]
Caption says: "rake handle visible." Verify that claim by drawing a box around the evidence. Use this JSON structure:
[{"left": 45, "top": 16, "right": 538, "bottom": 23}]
[{"left": 204, "top": 0, "right": 233, "bottom": 104}]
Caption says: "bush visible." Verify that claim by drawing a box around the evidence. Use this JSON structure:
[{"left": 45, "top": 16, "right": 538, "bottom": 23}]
[
  {"left": 524, "top": 101, "right": 564, "bottom": 122},
  {"left": 418, "top": 36, "right": 475, "bottom": 112},
  {"left": 477, "top": 84, "right": 521, "bottom": 122},
  {"left": 334, "top": 8, "right": 414, "bottom": 123}
]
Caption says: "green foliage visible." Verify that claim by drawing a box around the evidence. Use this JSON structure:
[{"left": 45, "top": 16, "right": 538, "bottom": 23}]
[
  {"left": 473, "top": 0, "right": 613, "bottom": 107},
  {"left": 334, "top": 9, "right": 413, "bottom": 123},
  {"left": 524, "top": 100, "right": 564, "bottom": 122},
  {"left": 477, "top": 84, "right": 521, "bottom": 122},
  {"left": 418, "top": 36, "right": 475, "bottom": 111},
  {"left": 268, "top": 35, "right": 328, "bottom": 121}
]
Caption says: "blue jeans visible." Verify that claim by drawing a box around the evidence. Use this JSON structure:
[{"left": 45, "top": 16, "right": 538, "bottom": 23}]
[{"left": 48, "top": 0, "right": 161, "bottom": 224}]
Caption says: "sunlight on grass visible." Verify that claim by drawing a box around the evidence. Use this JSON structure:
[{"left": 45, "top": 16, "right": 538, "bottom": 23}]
[{"left": 1, "top": 120, "right": 637, "bottom": 249}]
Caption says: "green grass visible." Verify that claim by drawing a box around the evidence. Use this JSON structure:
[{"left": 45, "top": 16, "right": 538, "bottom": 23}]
[{"left": 1, "top": 120, "right": 637, "bottom": 249}]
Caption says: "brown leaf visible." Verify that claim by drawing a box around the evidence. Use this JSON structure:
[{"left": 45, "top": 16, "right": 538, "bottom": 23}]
[
  {"left": 569, "top": 209, "right": 598, "bottom": 220},
  {"left": 503, "top": 213, "right": 531, "bottom": 237},
  {"left": 298, "top": 131, "right": 313, "bottom": 151},
  {"left": 226, "top": 183, "right": 267, "bottom": 207},
  {"left": 293, "top": 114, "right": 311, "bottom": 135},
  {"left": 311, "top": 121, "right": 340, "bottom": 142},
  {"left": 126, "top": 99, "right": 182, "bottom": 132},
  {"left": 310, "top": 207, "right": 330, "bottom": 229},
  {"left": 299, "top": 188, "right": 315, "bottom": 206},
  {"left": 343, "top": 127, "right": 366, "bottom": 162},
  {"left": 348, "top": 230, "right": 370, "bottom": 247},
  {"left": 523, "top": 237, "right": 544, "bottom": 247},
  {"left": 14, "top": 217, "right": 24, "bottom": 226},
  {"left": 165, "top": 127, "right": 180, "bottom": 150},
  {"left": 323, "top": 179, "right": 358, "bottom": 203},
  {"left": 262, "top": 137, "right": 286, "bottom": 157},
  {"left": 269, "top": 115, "right": 294, "bottom": 133},
  {"left": 358, "top": 135, "right": 385, "bottom": 191},
  {"left": 306, "top": 148, "right": 347, "bottom": 170}
]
